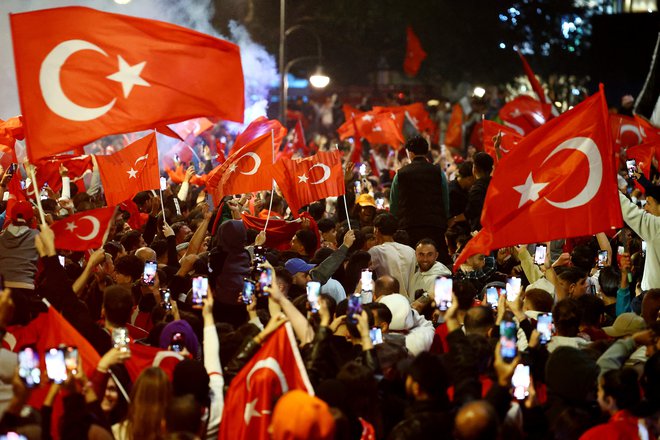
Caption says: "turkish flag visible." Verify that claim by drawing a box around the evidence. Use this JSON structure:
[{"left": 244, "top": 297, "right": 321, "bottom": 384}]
[
  {"left": 32, "top": 154, "right": 93, "bottom": 194},
  {"left": 50, "top": 206, "right": 116, "bottom": 251},
  {"left": 453, "top": 87, "right": 622, "bottom": 270},
  {"left": 241, "top": 212, "right": 320, "bottom": 251},
  {"left": 445, "top": 103, "right": 464, "bottom": 148},
  {"left": 349, "top": 117, "right": 364, "bottom": 163},
  {"left": 230, "top": 117, "right": 287, "bottom": 155},
  {"left": 482, "top": 120, "right": 523, "bottom": 162},
  {"left": 403, "top": 26, "right": 427, "bottom": 77},
  {"left": 626, "top": 142, "right": 656, "bottom": 184},
  {"left": 206, "top": 132, "right": 274, "bottom": 203},
  {"left": 374, "top": 103, "right": 434, "bottom": 133},
  {"left": 5, "top": 172, "right": 28, "bottom": 227},
  {"left": 272, "top": 150, "right": 345, "bottom": 217},
  {"left": 119, "top": 199, "right": 148, "bottom": 231},
  {"left": 95, "top": 133, "right": 160, "bottom": 206},
  {"left": 219, "top": 324, "right": 314, "bottom": 440},
  {"left": 342, "top": 104, "right": 362, "bottom": 122},
  {"left": 610, "top": 113, "right": 646, "bottom": 148},
  {"left": 498, "top": 95, "right": 550, "bottom": 136},
  {"left": 11, "top": 6, "right": 244, "bottom": 161},
  {"left": 124, "top": 343, "right": 182, "bottom": 382},
  {"left": 0, "top": 116, "right": 23, "bottom": 170},
  {"left": 364, "top": 112, "right": 405, "bottom": 148},
  {"left": 292, "top": 120, "right": 309, "bottom": 156}
]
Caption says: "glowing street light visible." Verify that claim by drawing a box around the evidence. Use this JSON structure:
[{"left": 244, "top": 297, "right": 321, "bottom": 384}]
[{"left": 309, "top": 67, "right": 330, "bottom": 88}]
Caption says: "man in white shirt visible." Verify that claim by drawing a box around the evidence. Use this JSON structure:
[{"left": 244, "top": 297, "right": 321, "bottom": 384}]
[
  {"left": 409, "top": 238, "right": 452, "bottom": 296},
  {"left": 368, "top": 213, "right": 417, "bottom": 301}
]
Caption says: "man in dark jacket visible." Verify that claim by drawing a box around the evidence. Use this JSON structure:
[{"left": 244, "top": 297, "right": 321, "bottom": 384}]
[
  {"left": 390, "top": 136, "right": 451, "bottom": 266},
  {"left": 464, "top": 152, "right": 493, "bottom": 232}
]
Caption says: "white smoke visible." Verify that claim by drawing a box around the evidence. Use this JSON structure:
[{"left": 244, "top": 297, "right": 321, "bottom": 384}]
[{"left": 0, "top": 0, "right": 278, "bottom": 125}]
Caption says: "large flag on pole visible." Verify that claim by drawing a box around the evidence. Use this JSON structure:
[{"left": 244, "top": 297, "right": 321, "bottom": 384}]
[
  {"left": 403, "top": 26, "right": 427, "bottom": 77},
  {"left": 10, "top": 6, "right": 244, "bottom": 161},
  {"left": 454, "top": 86, "right": 622, "bottom": 270}
]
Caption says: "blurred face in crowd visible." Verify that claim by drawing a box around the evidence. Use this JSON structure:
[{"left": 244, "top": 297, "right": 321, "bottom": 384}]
[
  {"left": 112, "top": 270, "right": 132, "bottom": 285},
  {"left": 290, "top": 235, "right": 305, "bottom": 255},
  {"left": 102, "top": 253, "right": 115, "bottom": 275},
  {"left": 292, "top": 271, "right": 310, "bottom": 287},
  {"left": 466, "top": 254, "right": 486, "bottom": 271},
  {"left": 457, "top": 173, "right": 475, "bottom": 191},
  {"left": 644, "top": 196, "right": 660, "bottom": 216},
  {"left": 416, "top": 243, "right": 438, "bottom": 272},
  {"left": 176, "top": 225, "right": 191, "bottom": 244},
  {"left": 101, "top": 377, "right": 119, "bottom": 412},
  {"left": 321, "top": 228, "right": 337, "bottom": 246},
  {"left": 359, "top": 206, "right": 376, "bottom": 226},
  {"left": 559, "top": 276, "right": 589, "bottom": 299}
]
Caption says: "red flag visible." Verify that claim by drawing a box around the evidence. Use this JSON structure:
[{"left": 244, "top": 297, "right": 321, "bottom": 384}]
[
  {"left": 219, "top": 324, "right": 314, "bottom": 440},
  {"left": 292, "top": 120, "right": 309, "bottom": 156},
  {"left": 364, "top": 112, "right": 405, "bottom": 148},
  {"left": 610, "top": 113, "right": 646, "bottom": 148},
  {"left": 374, "top": 103, "right": 434, "bottom": 133},
  {"left": 272, "top": 150, "right": 345, "bottom": 217},
  {"left": 95, "top": 133, "right": 160, "bottom": 206},
  {"left": 50, "top": 206, "right": 115, "bottom": 251},
  {"left": 454, "top": 87, "right": 621, "bottom": 270},
  {"left": 482, "top": 120, "right": 523, "bottom": 162},
  {"left": 156, "top": 125, "right": 184, "bottom": 142},
  {"left": 350, "top": 117, "right": 364, "bottom": 163},
  {"left": 444, "top": 104, "right": 464, "bottom": 148},
  {"left": 241, "top": 212, "right": 319, "bottom": 251},
  {"left": 626, "top": 142, "right": 656, "bottom": 183},
  {"left": 403, "top": 26, "right": 427, "bottom": 77},
  {"left": 124, "top": 343, "right": 182, "bottom": 382},
  {"left": 119, "top": 199, "right": 148, "bottom": 231},
  {"left": 206, "top": 133, "right": 273, "bottom": 203},
  {"left": 5, "top": 172, "right": 28, "bottom": 226},
  {"left": 342, "top": 104, "right": 361, "bottom": 122},
  {"left": 517, "top": 51, "right": 549, "bottom": 105},
  {"left": 32, "top": 154, "right": 93, "bottom": 194},
  {"left": 498, "top": 95, "right": 551, "bottom": 136},
  {"left": 11, "top": 6, "right": 244, "bottom": 161},
  {"left": 231, "top": 117, "right": 287, "bottom": 155},
  {"left": 0, "top": 116, "right": 23, "bottom": 170}
]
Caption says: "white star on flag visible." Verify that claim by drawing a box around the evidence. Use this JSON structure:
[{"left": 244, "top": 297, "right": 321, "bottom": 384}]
[
  {"left": 228, "top": 163, "right": 238, "bottom": 173},
  {"left": 373, "top": 125, "right": 383, "bottom": 132},
  {"left": 244, "top": 398, "right": 262, "bottom": 425},
  {"left": 390, "top": 113, "right": 396, "bottom": 120},
  {"left": 513, "top": 173, "right": 549, "bottom": 208},
  {"left": 107, "top": 55, "right": 151, "bottom": 98},
  {"left": 65, "top": 222, "right": 77, "bottom": 232},
  {"left": 298, "top": 174, "right": 309, "bottom": 183},
  {"left": 127, "top": 168, "right": 138, "bottom": 179},
  {"left": 362, "top": 114, "right": 374, "bottom": 122}
]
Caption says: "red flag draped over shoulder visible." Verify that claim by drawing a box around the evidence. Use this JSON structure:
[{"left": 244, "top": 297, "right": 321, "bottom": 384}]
[
  {"left": 454, "top": 87, "right": 622, "bottom": 270},
  {"left": 272, "top": 150, "right": 345, "bottom": 217},
  {"left": 206, "top": 132, "right": 274, "bottom": 204},
  {"left": 10, "top": 6, "right": 244, "bottom": 161},
  {"left": 219, "top": 324, "right": 314, "bottom": 440},
  {"left": 95, "top": 133, "right": 160, "bottom": 206},
  {"left": 50, "top": 206, "right": 115, "bottom": 251}
]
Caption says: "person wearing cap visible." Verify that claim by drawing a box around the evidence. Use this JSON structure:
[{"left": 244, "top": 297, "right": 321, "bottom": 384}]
[
  {"left": 355, "top": 193, "right": 377, "bottom": 228},
  {"left": 270, "top": 390, "right": 335, "bottom": 440},
  {"left": 603, "top": 312, "right": 646, "bottom": 339},
  {"left": 618, "top": 189, "right": 659, "bottom": 291},
  {"left": 368, "top": 213, "right": 417, "bottom": 300},
  {"left": 389, "top": 136, "right": 452, "bottom": 267}
]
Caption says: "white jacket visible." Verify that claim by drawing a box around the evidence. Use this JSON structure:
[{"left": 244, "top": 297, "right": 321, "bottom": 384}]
[
  {"left": 408, "top": 261, "right": 452, "bottom": 297},
  {"left": 619, "top": 192, "right": 660, "bottom": 290}
]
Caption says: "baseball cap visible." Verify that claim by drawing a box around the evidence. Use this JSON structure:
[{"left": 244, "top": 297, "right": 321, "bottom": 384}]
[
  {"left": 9, "top": 200, "right": 34, "bottom": 223},
  {"left": 356, "top": 193, "right": 377, "bottom": 209},
  {"left": 284, "top": 258, "right": 316, "bottom": 275},
  {"left": 603, "top": 312, "right": 646, "bottom": 337}
]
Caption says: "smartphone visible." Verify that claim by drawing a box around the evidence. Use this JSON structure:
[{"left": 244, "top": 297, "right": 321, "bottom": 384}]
[
  {"left": 142, "top": 260, "right": 157, "bottom": 286},
  {"left": 354, "top": 180, "right": 362, "bottom": 194},
  {"left": 369, "top": 328, "right": 383, "bottom": 345},
  {"left": 642, "top": 241, "right": 647, "bottom": 256},
  {"left": 499, "top": 321, "right": 518, "bottom": 362},
  {"left": 537, "top": 313, "right": 553, "bottom": 344},
  {"left": 170, "top": 332, "right": 185, "bottom": 352},
  {"left": 307, "top": 281, "right": 321, "bottom": 313},
  {"left": 17, "top": 346, "right": 41, "bottom": 388},
  {"left": 347, "top": 294, "right": 362, "bottom": 324},
  {"left": 534, "top": 245, "right": 547, "bottom": 265},
  {"left": 434, "top": 277, "right": 452, "bottom": 311},
  {"left": 161, "top": 289, "right": 172, "bottom": 310},
  {"left": 506, "top": 277, "right": 521, "bottom": 302},
  {"left": 160, "top": 176, "right": 167, "bottom": 191},
  {"left": 241, "top": 279, "right": 255, "bottom": 305},
  {"left": 0, "top": 433, "right": 28, "bottom": 440},
  {"left": 58, "top": 255, "right": 66, "bottom": 267},
  {"left": 512, "top": 364, "right": 531, "bottom": 400},
  {"left": 486, "top": 287, "right": 499, "bottom": 309},
  {"left": 376, "top": 198, "right": 385, "bottom": 210},
  {"left": 192, "top": 276, "right": 208, "bottom": 308},
  {"left": 361, "top": 269, "right": 374, "bottom": 293},
  {"left": 63, "top": 346, "right": 78, "bottom": 376},
  {"left": 45, "top": 347, "right": 67, "bottom": 384},
  {"left": 359, "top": 163, "right": 367, "bottom": 176},
  {"left": 597, "top": 250, "right": 608, "bottom": 268},
  {"left": 259, "top": 268, "right": 273, "bottom": 295},
  {"left": 112, "top": 327, "right": 130, "bottom": 353},
  {"left": 626, "top": 159, "right": 637, "bottom": 178}
]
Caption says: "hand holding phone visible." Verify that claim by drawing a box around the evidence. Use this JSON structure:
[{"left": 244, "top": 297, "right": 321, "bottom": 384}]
[
  {"left": 192, "top": 276, "right": 208, "bottom": 308},
  {"left": 369, "top": 328, "right": 383, "bottom": 345},
  {"left": 626, "top": 159, "right": 638, "bottom": 179},
  {"left": 435, "top": 277, "right": 453, "bottom": 311},
  {"left": 499, "top": 321, "right": 517, "bottom": 363},
  {"left": 512, "top": 364, "right": 530, "bottom": 400},
  {"left": 361, "top": 269, "right": 373, "bottom": 293},
  {"left": 506, "top": 277, "right": 521, "bottom": 302},
  {"left": 534, "top": 245, "right": 547, "bottom": 265},
  {"left": 142, "top": 261, "right": 158, "bottom": 286},
  {"left": 241, "top": 279, "right": 255, "bottom": 305},
  {"left": 18, "top": 347, "right": 41, "bottom": 388},
  {"left": 161, "top": 289, "right": 172, "bottom": 310},
  {"left": 45, "top": 348, "right": 67, "bottom": 384},
  {"left": 537, "top": 313, "right": 553, "bottom": 344},
  {"left": 597, "top": 250, "right": 608, "bottom": 268},
  {"left": 259, "top": 268, "right": 273, "bottom": 295},
  {"left": 347, "top": 294, "right": 362, "bottom": 324},
  {"left": 307, "top": 281, "right": 321, "bottom": 313},
  {"left": 486, "top": 287, "right": 499, "bottom": 309},
  {"left": 112, "top": 327, "right": 130, "bottom": 353}
]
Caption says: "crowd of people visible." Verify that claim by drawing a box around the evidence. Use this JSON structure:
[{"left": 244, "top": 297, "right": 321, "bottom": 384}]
[{"left": 0, "top": 86, "right": 658, "bottom": 440}]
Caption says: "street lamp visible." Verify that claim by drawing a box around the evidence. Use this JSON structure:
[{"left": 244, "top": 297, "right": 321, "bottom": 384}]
[{"left": 279, "top": 1, "right": 329, "bottom": 124}]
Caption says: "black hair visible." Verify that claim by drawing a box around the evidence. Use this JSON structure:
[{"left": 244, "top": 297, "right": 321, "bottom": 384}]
[
  {"left": 415, "top": 238, "right": 438, "bottom": 251},
  {"left": 576, "top": 294, "right": 605, "bottom": 327},
  {"left": 556, "top": 266, "right": 587, "bottom": 285},
  {"left": 374, "top": 213, "right": 398, "bottom": 236},
  {"left": 601, "top": 368, "right": 641, "bottom": 411},
  {"left": 464, "top": 306, "right": 495, "bottom": 335},
  {"left": 553, "top": 298, "right": 582, "bottom": 337},
  {"left": 523, "top": 289, "right": 554, "bottom": 313},
  {"left": 165, "top": 394, "right": 202, "bottom": 435},
  {"left": 473, "top": 152, "right": 494, "bottom": 176},
  {"left": 294, "top": 229, "right": 318, "bottom": 256},
  {"left": 392, "top": 229, "right": 410, "bottom": 246},
  {"left": 571, "top": 245, "right": 598, "bottom": 272},
  {"left": 317, "top": 218, "right": 336, "bottom": 233},
  {"left": 598, "top": 266, "right": 620, "bottom": 298},
  {"left": 308, "top": 201, "right": 326, "bottom": 222},
  {"left": 120, "top": 230, "right": 142, "bottom": 253},
  {"left": 404, "top": 135, "right": 429, "bottom": 155},
  {"left": 104, "top": 241, "right": 123, "bottom": 261},
  {"left": 367, "top": 302, "right": 393, "bottom": 325},
  {"left": 114, "top": 254, "right": 143, "bottom": 281},
  {"left": 406, "top": 352, "right": 449, "bottom": 400},
  {"left": 457, "top": 160, "right": 473, "bottom": 178},
  {"left": 454, "top": 279, "right": 477, "bottom": 311},
  {"left": 103, "top": 285, "right": 133, "bottom": 326}
]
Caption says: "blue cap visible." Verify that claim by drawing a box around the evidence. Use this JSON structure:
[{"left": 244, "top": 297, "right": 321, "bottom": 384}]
[{"left": 285, "top": 258, "right": 316, "bottom": 275}]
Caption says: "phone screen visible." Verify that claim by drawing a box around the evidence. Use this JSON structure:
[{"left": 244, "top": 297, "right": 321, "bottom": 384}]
[
  {"left": 506, "top": 277, "right": 521, "bottom": 302},
  {"left": 45, "top": 348, "right": 67, "bottom": 384},
  {"left": 307, "top": 281, "right": 321, "bottom": 313},
  {"left": 161, "top": 289, "right": 172, "bottom": 310},
  {"left": 537, "top": 313, "right": 553, "bottom": 344},
  {"left": 112, "top": 327, "right": 130, "bottom": 353},
  {"left": 435, "top": 277, "right": 453, "bottom": 311},
  {"left": 499, "top": 321, "right": 518, "bottom": 362},
  {"left": 160, "top": 176, "right": 167, "bottom": 191},
  {"left": 512, "top": 364, "right": 530, "bottom": 400},
  {"left": 192, "top": 276, "right": 208, "bottom": 307},
  {"left": 376, "top": 198, "right": 384, "bottom": 210},
  {"left": 241, "top": 279, "right": 255, "bottom": 305},
  {"left": 369, "top": 328, "right": 383, "bottom": 345},
  {"left": 142, "top": 261, "right": 157, "bottom": 285},
  {"left": 642, "top": 241, "right": 647, "bottom": 255},
  {"left": 18, "top": 347, "right": 40, "bottom": 388},
  {"left": 354, "top": 180, "right": 362, "bottom": 193},
  {"left": 58, "top": 255, "right": 66, "bottom": 267},
  {"left": 170, "top": 332, "right": 185, "bottom": 352},
  {"left": 626, "top": 159, "right": 637, "bottom": 178},
  {"left": 361, "top": 269, "right": 373, "bottom": 292},
  {"left": 63, "top": 346, "right": 78, "bottom": 375},
  {"left": 486, "top": 287, "right": 499, "bottom": 309},
  {"left": 359, "top": 164, "right": 367, "bottom": 176},
  {"left": 347, "top": 294, "right": 362, "bottom": 324},
  {"left": 597, "top": 250, "right": 608, "bottom": 268},
  {"left": 259, "top": 268, "right": 273, "bottom": 294},
  {"left": 534, "top": 245, "right": 547, "bottom": 265}
]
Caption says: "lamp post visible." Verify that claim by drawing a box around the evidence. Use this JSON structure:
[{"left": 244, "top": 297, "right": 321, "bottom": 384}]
[{"left": 278, "top": 1, "right": 329, "bottom": 124}]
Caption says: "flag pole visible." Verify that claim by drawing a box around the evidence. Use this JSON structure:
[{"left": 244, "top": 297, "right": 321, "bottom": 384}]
[
  {"left": 264, "top": 129, "right": 276, "bottom": 232},
  {"left": 26, "top": 162, "right": 46, "bottom": 225},
  {"left": 343, "top": 194, "right": 352, "bottom": 230}
]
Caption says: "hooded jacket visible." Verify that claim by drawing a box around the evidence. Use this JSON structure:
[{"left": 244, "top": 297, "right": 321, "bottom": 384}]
[
  {"left": 210, "top": 220, "right": 251, "bottom": 305},
  {"left": 0, "top": 225, "right": 39, "bottom": 289}
]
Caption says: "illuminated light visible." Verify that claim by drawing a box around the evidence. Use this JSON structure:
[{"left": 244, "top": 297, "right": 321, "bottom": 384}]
[
  {"left": 554, "top": 101, "right": 562, "bottom": 107},
  {"left": 568, "top": 106, "right": 574, "bottom": 110},
  {"left": 499, "top": 14, "right": 508, "bottom": 21},
  {"left": 473, "top": 87, "right": 486, "bottom": 98},
  {"left": 571, "top": 88, "right": 580, "bottom": 96},
  {"left": 427, "top": 99, "right": 440, "bottom": 106},
  {"left": 309, "top": 67, "right": 330, "bottom": 88},
  {"left": 114, "top": 0, "right": 131, "bottom": 4},
  {"left": 499, "top": 42, "right": 506, "bottom": 49}
]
